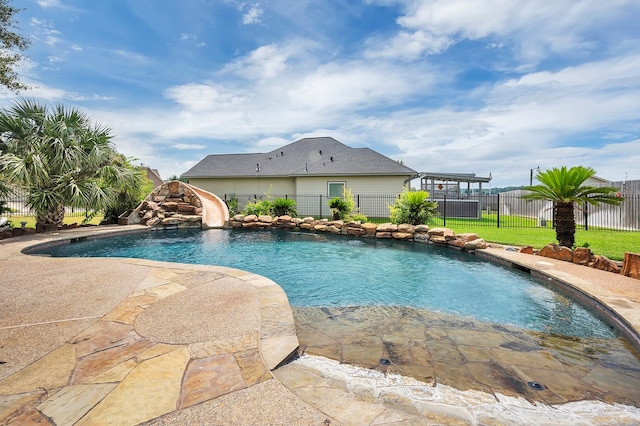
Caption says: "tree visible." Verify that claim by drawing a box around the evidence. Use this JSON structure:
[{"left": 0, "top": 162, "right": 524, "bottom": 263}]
[
  {"left": 522, "top": 166, "right": 624, "bottom": 248},
  {"left": 0, "top": 0, "right": 30, "bottom": 93},
  {"left": 0, "top": 99, "right": 145, "bottom": 228},
  {"left": 100, "top": 155, "right": 154, "bottom": 224},
  {"left": 389, "top": 189, "right": 439, "bottom": 225}
]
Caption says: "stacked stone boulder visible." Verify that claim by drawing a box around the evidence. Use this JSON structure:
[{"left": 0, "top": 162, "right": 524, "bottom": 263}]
[
  {"left": 229, "top": 215, "right": 488, "bottom": 254},
  {"left": 227, "top": 214, "right": 636, "bottom": 279},
  {"left": 522, "top": 243, "right": 621, "bottom": 274},
  {"left": 128, "top": 181, "right": 203, "bottom": 230}
]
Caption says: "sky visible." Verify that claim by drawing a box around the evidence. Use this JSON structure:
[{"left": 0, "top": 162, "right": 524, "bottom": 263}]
[{"left": 2, "top": 0, "right": 640, "bottom": 187}]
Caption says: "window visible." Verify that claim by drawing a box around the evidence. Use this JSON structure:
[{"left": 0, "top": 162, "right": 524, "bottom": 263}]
[{"left": 328, "top": 182, "right": 345, "bottom": 198}]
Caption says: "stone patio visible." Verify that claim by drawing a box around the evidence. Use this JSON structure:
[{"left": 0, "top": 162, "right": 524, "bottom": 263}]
[{"left": 1, "top": 226, "right": 640, "bottom": 425}]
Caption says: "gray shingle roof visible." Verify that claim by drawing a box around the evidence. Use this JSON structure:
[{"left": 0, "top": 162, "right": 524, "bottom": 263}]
[{"left": 182, "top": 137, "right": 417, "bottom": 178}]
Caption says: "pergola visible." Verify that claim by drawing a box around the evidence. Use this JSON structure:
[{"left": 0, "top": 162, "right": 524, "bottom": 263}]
[
  {"left": 416, "top": 172, "right": 492, "bottom": 194},
  {"left": 415, "top": 172, "right": 492, "bottom": 218}
]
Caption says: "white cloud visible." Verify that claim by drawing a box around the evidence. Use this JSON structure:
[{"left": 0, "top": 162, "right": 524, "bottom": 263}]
[
  {"left": 368, "top": 0, "right": 640, "bottom": 62},
  {"left": 37, "top": 0, "right": 63, "bottom": 8},
  {"left": 242, "top": 4, "right": 264, "bottom": 25},
  {"left": 223, "top": 43, "right": 298, "bottom": 80},
  {"left": 365, "top": 30, "right": 453, "bottom": 60},
  {"left": 164, "top": 83, "right": 248, "bottom": 112},
  {"left": 174, "top": 143, "right": 206, "bottom": 150}
]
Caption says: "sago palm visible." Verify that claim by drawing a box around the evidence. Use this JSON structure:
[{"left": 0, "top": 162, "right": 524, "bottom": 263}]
[
  {"left": 0, "top": 99, "right": 144, "bottom": 228},
  {"left": 522, "top": 166, "right": 623, "bottom": 248},
  {"left": 390, "top": 189, "right": 439, "bottom": 225}
]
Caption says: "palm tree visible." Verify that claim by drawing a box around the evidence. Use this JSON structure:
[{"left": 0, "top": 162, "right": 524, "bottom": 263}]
[
  {"left": 0, "top": 99, "right": 145, "bottom": 228},
  {"left": 522, "top": 166, "right": 624, "bottom": 248}
]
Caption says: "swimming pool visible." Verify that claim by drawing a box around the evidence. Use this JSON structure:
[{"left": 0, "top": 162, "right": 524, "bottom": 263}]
[{"left": 35, "top": 228, "right": 617, "bottom": 339}]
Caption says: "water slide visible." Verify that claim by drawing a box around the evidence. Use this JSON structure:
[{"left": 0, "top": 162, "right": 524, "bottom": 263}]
[
  {"left": 127, "top": 181, "right": 229, "bottom": 229},
  {"left": 185, "top": 183, "right": 230, "bottom": 229}
]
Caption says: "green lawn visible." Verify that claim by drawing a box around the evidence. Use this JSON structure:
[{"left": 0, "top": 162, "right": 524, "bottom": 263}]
[
  {"left": 435, "top": 225, "right": 636, "bottom": 261},
  {"left": 370, "top": 213, "right": 637, "bottom": 261},
  {"left": 4, "top": 214, "right": 104, "bottom": 228}
]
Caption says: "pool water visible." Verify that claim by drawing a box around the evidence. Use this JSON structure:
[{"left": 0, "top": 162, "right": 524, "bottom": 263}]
[{"left": 36, "top": 229, "right": 617, "bottom": 339}]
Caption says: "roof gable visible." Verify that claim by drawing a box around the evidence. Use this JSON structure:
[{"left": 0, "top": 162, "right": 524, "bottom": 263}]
[{"left": 182, "top": 137, "right": 417, "bottom": 178}]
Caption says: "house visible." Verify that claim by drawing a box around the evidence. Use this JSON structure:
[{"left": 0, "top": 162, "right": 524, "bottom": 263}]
[
  {"left": 144, "top": 167, "right": 164, "bottom": 188},
  {"left": 181, "top": 137, "right": 417, "bottom": 217}
]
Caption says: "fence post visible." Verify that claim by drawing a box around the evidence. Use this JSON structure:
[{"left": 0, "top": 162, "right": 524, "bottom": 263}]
[
  {"left": 319, "top": 195, "right": 323, "bottom": 218},
  {"left": 443, "top": 194, "right": 447, "bottom": 227},
  {"left": 357, "top": 194, "right": 360, "bottom": 210},
  {"left": 496, "top": 193, "right": 500, "bottom": 228},
  {"left": 584, "top": 201, "right": 588, "bottom": 231}
]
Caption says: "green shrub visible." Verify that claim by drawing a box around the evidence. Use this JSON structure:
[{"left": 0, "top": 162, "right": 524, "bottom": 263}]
[
  {"left": 389, "top": 190, "right": 439, "bottom": 225},
  {"left": 328, "top": 197, "right": 349, "bottom": 220},
  {"left": 226, "top": 197, "right": 239, "bottom": 216},
  {"left": 328, "top": 187, "right": 359, "bottom": 220},
  {"left": 348, "top": 213, "right": 368, "bottom": 223},
  {"left": 244, "top": 199, "right": 272, "bottom": 216},
  {"left": 271, "top": 198, "right": 297, "bottom": 217}
]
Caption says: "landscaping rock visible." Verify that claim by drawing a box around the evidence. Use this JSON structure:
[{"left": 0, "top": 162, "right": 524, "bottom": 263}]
[
  {"left": 361, "top": 223, "right": 377, "bottom": 236},
  {"left": 347, "top": 227, "right": 366, "bottom": 236},
  {"left": 397, "top": 224, "right": 415, "bottom": 234},
  {"left": 573, "top": 247, "right": 593, "bottom": 265},
  {"left": 376, "top": 223, "right": 397, "bottom": 233},
  {"left": 414, "top": 232, "right": 430, "bottom": 243},
  {"left": 536, "top": 244, "right": 573, "bottom": 262},
  {"left": 428, "top": 227, "right": 455, "bottom": 240},
  {"left": 447, "top": 239, "right": 466, "bottom": 248},
  {"left": 519, "top": 246, "right": 534, "bottom": 254},
  {"left": 392, "top": 232, "right": 413, "bottom": 240},
  {"left": 327, "top": 225, "right": 342, "bottom": 234},
  {"left": 464, "top": 238, "right": 487, "bottom": 250},
  {"left": 430, "top": 236, "right": 448, "bottom": 245},
  {"left": 622, "top": 252, "right": 640, "bottom": 280},
  {"left": 414, "top": 224, "right": 429, "bottom": 233},
  {"left": 258, "top": 215, "right": 273, "bottom": 223},
  {"left": 591, "top": 256, "right": 620, "bottom": 274}
]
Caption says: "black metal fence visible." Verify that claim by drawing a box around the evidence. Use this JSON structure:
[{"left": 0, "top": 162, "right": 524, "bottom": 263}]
[
  {"left": 3, "top": 186, "right": 638, "bottom": 231},
  {"left": 1, "top": 186, "right": 93, "bottom": 218},
  {"left": 222, "top": 192, "right": 640, "bottom": 232}
]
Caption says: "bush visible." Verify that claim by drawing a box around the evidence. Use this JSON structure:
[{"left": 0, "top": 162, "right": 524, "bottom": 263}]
[
  {"left": 328, "top": 187, "right": 359, "bottom": 220},
  {"left": 389, "top": 190, "right": 439, "bottom": 225},
  {"left": 348, "top": 213, "right": 368, "bottom": 223},
  {"left": 328, "top": 197, "right": 349, "bottom": 220},
  {"left": 244, "top": 199, "right": 272, "bottom": 216},
  {"left": 271, "top": 198, "right": 297, "bottom": 217},
  {"left": 226, "top": 197, "right": 239, "bottom": 216}
]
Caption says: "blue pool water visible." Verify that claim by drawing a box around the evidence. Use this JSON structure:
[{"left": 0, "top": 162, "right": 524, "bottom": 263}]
[{"left": 36, "top": 229, "right": 616, "bottom": 339}]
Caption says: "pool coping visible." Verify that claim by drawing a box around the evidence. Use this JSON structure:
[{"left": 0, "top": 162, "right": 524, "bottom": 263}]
[{"left": 2, "top": 225, "right": 640, "bottom": 424}]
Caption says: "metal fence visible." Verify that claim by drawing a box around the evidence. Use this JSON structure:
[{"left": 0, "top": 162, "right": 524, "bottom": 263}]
[
  {"left": 3, "top": 186, "right": 638, "bottom": 231},
  {"left": 222, "top": 192, "right": 640, "bottom": 232},
  {"left": 1, "top": 186, "right": 93, "bottom": 218}
]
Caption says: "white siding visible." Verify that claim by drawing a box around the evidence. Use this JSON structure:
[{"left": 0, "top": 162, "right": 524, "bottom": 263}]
[
  {"left": 294, "top": 175, "right": 409, "bottom": 218},
  {"left": 187, "top": 178, "right": 295, "bottom": 198},
  {"left": 295, "top": 176, "right": 408, "bottom": 196}
]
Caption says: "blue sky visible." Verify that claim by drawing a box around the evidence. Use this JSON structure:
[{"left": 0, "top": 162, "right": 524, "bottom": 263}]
[{"left": 3, "top": 0, "right": 639, "bottom": 186}]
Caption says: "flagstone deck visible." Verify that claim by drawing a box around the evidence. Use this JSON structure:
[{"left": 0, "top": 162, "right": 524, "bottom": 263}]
[{"left": 1, "top": 226, "right": 639, "bottom": 425}]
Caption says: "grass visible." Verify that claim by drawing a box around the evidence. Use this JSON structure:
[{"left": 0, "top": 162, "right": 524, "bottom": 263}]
[
  {"left": 4, "top": 214, "right": 104, "bottom": 228},
  {"left": 433, "top": 225, "right": 635, "bottom": 262},
  {"left": 368, "top": 213, "right": 636, "bottom": 261}
]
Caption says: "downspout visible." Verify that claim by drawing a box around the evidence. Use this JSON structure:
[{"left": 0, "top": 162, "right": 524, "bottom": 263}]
[{"left": 404, "top": 174, "right": 418, "bottom": 189}]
